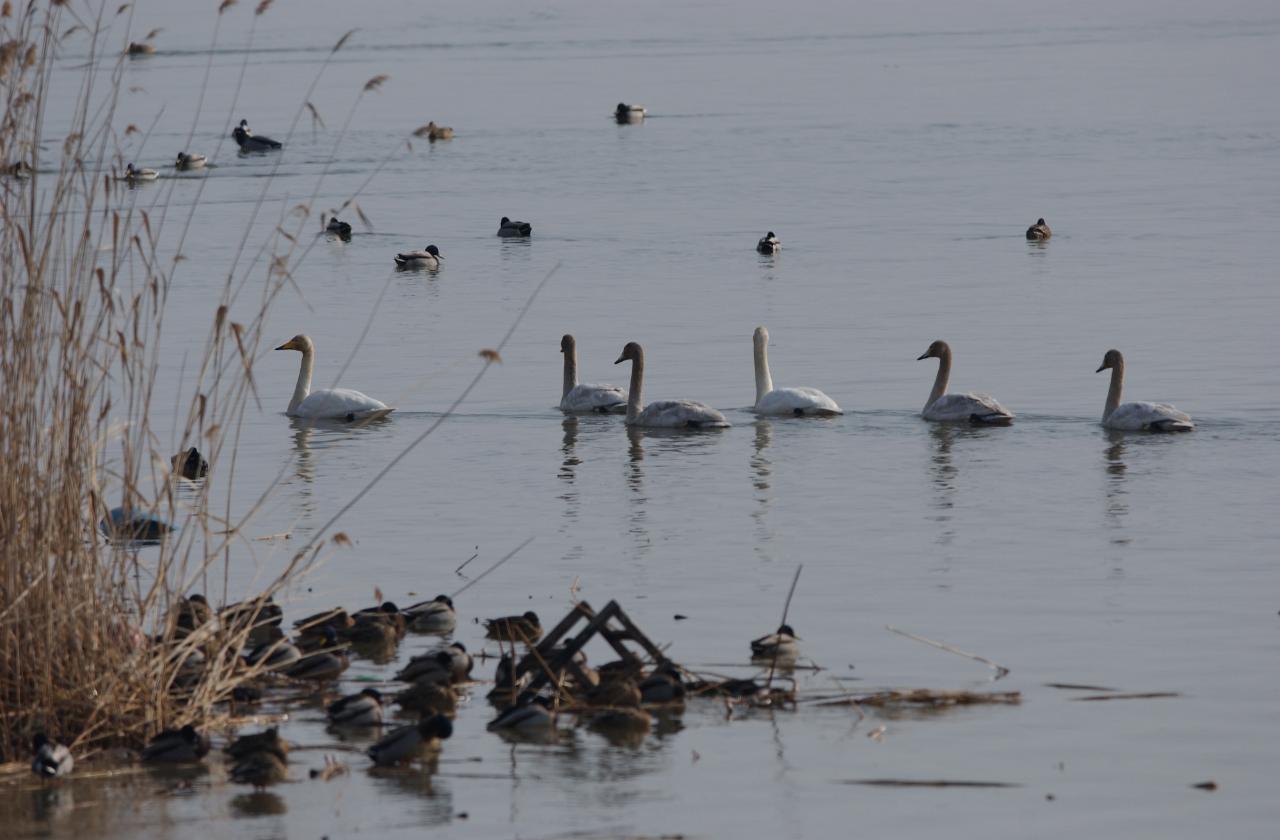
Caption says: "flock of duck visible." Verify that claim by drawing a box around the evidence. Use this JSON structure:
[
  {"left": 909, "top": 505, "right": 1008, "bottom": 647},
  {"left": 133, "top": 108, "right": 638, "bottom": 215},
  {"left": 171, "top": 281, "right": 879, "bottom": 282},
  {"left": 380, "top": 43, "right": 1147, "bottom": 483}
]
[
  {"left": 29, "top": 589, "right": 803, "bottom": 784},
  {"left": 275, "top": 328, "right": 1194, "bottom": 432}
]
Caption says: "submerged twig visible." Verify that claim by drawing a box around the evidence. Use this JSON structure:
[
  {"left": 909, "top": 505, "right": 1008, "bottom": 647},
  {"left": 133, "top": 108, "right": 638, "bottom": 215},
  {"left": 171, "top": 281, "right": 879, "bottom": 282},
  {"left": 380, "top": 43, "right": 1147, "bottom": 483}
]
[{"left": 885, "top": 626, "right": 1010, "bottom": 680}]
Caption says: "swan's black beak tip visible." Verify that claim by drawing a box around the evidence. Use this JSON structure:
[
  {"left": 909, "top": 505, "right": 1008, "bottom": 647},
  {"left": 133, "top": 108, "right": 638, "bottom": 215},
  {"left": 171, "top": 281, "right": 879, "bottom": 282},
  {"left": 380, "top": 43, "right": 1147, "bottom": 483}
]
[
  {"left": 916, "top": 352, "right": 928, "bottom": 361},
  {"left": 1095, "top": 364, "right": 1106, "bottom": 373}
]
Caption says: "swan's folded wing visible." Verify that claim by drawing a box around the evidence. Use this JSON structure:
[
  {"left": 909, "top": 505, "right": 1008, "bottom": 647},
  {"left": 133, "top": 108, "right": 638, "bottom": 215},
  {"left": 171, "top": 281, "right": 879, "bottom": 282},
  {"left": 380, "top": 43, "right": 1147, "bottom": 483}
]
[
  {"left": 755, "top": 386, "right": 841, "bottom": 416},
  {"left": 561, "top": 383, "right": 627, "bottom": 412},
  {"left": 924, "top": 392, "right": 1013, "bottom": 422},
  {"left": 296, "top": 388, "right": 390, "bottom": 420},
  {"left": 1109, "top": 401, "right": 1193, "bottom": 431},
  {"left": 639, "top": 399, "right": 729, "bottom": 428}
]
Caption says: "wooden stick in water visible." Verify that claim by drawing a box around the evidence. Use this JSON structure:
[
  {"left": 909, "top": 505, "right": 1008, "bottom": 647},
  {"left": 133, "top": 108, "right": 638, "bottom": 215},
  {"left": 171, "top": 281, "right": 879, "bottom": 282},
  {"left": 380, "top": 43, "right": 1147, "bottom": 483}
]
[{"left": 885, "top": 626, "right": 1010, "bottom": 680}]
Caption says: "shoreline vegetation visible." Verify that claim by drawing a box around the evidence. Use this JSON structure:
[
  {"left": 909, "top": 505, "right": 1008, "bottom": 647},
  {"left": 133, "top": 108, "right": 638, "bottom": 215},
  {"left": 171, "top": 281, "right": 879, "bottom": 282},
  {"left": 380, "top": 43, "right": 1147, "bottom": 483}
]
[{"left": 1, "top": 0, "right": 367, "bottom": 763}]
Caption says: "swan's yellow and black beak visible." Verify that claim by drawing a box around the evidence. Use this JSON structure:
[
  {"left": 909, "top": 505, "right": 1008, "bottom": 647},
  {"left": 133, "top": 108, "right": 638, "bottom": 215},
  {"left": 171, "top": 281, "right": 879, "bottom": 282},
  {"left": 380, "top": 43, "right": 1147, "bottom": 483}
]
[{"left": 276, "top": 338, "right": 298, "bottom": 351}]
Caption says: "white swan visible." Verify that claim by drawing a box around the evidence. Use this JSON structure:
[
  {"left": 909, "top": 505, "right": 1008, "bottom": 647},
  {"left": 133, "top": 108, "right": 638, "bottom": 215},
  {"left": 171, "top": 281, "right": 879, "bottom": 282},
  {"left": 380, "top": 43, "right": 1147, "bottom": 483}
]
[
  {"left": 614, "top": 342, "right": 729, "bottom": 429},
  {"left": 752, "top": 326, "right": 841, "bottom": 416},
  {"left": 1096, "top": 349, "right": 1193, "bottom": 432},
  {"left": 560, "top": 334, "right": 627, "bottom": 413},
  {"left": 275, "top": 334, "right": 393, "bottom": 422},
  {"left": 916, "top": 340, "right": 1014, "bottom": 424}
]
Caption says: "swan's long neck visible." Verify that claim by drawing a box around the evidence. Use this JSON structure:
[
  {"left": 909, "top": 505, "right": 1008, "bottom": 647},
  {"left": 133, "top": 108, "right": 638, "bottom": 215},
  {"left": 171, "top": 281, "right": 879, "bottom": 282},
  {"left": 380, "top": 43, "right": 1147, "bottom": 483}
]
[
  {"left": 289, "top": 347, "right": 314, "bottom": 414},
  {"left": 753, "top": 339, "right": 773, "bottom": 406},
  {"left": 625, "top": 352, "right": 644, "bottom": 424},
  {"left": 926, "top": 347, "right": 951, "bottom": 411},
  {"left": 562, "top": 346, "right": 578, "bottom": 399},
  {"left": 1104, "top": 358, "right": 1125, "bottom": 421}
]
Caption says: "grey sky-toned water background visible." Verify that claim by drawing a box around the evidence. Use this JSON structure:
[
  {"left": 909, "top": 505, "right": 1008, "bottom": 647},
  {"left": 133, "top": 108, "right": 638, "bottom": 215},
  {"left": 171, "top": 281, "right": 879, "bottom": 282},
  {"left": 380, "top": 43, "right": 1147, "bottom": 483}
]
[{"left": 7, "top": 0, "right": 1280, "bottom": 837}]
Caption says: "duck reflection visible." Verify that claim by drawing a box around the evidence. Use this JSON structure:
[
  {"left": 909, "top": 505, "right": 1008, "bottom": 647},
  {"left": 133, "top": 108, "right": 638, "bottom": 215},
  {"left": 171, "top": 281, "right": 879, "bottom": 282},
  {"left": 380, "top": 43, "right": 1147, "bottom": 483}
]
[{"left": 230, "top": 790, "right": 287, "bottom": 817}]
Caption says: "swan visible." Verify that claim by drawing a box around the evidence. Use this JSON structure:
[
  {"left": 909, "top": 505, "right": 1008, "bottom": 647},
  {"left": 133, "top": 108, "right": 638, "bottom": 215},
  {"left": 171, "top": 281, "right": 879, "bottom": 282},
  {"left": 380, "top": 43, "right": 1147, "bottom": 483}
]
[
  {"left": 393, "top": 244, "right": 442, "bottom": 269},
  {"left": 233, "top": 119, "right": 283, "bottom": 151},
  {"left": 1095, "top": 349, "right": 1194, "bottom": 431},
  {"left": 615, "top": 102, "right": 646, "bottom": 123},
  {"left": 497, "top": 216, "right": 532, "bottom": 237},
  {"left": 614, "top": 341, "right": 730, "bottom": 429},
  {"left": 326, "top": 217, "right": 352, "bottom": 238},
  {"left": 560, "top": 334, "right": 627, "bottom": 413},
  {"left": 916, "top": 340, "right": 1014, "bottom": 424},
  {"left": 124, "top": 163, "right": 158, "bottom": 181},
  {"left": 752, "top": 326, "right": 841, "bottom": 416},
  {"left": 426, "top": 121, "right": 454, "bottom": 141},
  {"left": 756, "top": 231, "right": 781, "bottom": 254},
  {"left": 175, "top": 152, "right": 207, "bottom": 171},
  {"left": 1026, "top": 218, "right": 1051, "bottom": 240},
  {"left": 274, "top": 334, "right": 393, "bottom": 422}
]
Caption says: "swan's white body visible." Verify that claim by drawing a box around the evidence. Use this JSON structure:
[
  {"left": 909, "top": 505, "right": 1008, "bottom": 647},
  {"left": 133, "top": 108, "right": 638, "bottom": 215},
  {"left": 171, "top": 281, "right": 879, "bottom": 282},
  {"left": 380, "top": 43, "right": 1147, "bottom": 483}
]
[
  {"left": 560, "top": 335, "right": 626, "bottom": 413},
  {"left": 917, "top": 340, "right": 1013, "bottom": 424},
  {"left": 276, "top": 334, "right": 393, "bottom": 422},
  {"left": 614, "top": 342, "right": 729, "bottom": 429},
  {"left": 752, "top": 326, "right": 841, "bottom": 416},
  {"left": 1097, "top": 350, "right": 1194, "bottom": 432}
]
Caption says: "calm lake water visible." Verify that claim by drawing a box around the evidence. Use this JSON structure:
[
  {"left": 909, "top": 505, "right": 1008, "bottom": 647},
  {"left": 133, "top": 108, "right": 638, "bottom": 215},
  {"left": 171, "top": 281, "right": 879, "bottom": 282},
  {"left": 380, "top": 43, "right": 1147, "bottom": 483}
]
[{"left": 8, "top": 0, "right": 1280, "bottom": 837}]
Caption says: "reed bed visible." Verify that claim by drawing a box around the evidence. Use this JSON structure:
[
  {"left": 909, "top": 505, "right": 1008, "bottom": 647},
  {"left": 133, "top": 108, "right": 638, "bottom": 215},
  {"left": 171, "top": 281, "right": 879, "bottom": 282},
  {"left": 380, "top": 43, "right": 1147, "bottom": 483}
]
[{"left": 0, "top": 0, "right": 311, "bottom": 762}]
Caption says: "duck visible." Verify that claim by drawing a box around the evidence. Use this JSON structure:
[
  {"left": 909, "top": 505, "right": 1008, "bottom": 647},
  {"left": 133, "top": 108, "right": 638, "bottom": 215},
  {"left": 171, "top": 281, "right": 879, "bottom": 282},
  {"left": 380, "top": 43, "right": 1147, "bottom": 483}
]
[
  {"left": 229, "top": 747, "right": 288, "bottom": 789},
  {"left": 232, "top": 119, "right": 283, "bottom": 151},
  {"left": 394, "top": 650, "right": 456, "bottom": 684},
  {"left": 219, "top": 596, "right": 283, "bottom": 634},
  {"left": 639, "top": 661, "right": 687, "bottom": 704},
  {"left": 916, "top": 340, "right": 1014, "bottom": 425},
  {"left": 244, "top": 638, "right": 302, "bottom": 671},
  {"left": 756, "top": 231, "right": 781, "bottom": 254},
  {"left": 426, "top": 121, "right": 454, "bottom": 141},
  {"left": 171, "top": 446, "right": 208, "bottom": 479},
  {"left": 487, "top": 653, "right": 529, "bottom": 701},
  {"left": 615, "top": 102, "right": 646, "bottom": 123},
  {"left": 293, "top": 607, "right": 353, "bottom": 637},
  {"left": 585, "top": 673, "right": 642, "bottom": 708},
  {"left": 284, "top": 644, "right": 349, "bottom": 681},
  {"left": 560, "top": 334, "right": 627, "bottom": 413},
  {"left": 752, "top": 326, "right": 842, "bottom": 416},
  {"left": 30, "top": 734, "right": 74, "bottom": 779},
  {"left": 141, "top": 724, "right": 210, "bottom": 763},
  {"left": 1025, "top": 218, "right": 1051, "bottom": 240},
  {"left": 99, "top": 506, "right": 175, "bottom": 542},
  {"left": 444, "top": 642, "right": 473, "bottom": 681},
  {"left": 7, "top": 160, "right": 33, "bottom": 179},
  {"left": 171, "top": 594, "right": 211, "bottom": 637},
  {"left": 750, "top": 624, "right": 801, "bottom": 659},
  {"left": 1095, "top": 349, "right": 1194, "bottom": 432},
  {"left": 352, "top": 601, "right": 408, "bottom": 638},
  {"left": 614, "top": 342, "right": 730, "bottom": 429},
  {"left": 484, "top": 610, "right": 542, "bottom": 642},
  {"left": 226, "top": 727, "right": 288, "bottom": 761},
  {"left": 367, "top": 715, "right": 452, "bottom": 766},
  {"left": 124, "top": 163, "right": 158, "bottom": 182},
  {"left": 488, "top": 693, "right": 555, "bottom": 731},
  {"left": 174, "top": 152, "right": 207, "bottom": 171},
  {"left": 326, "top": 217, "right": 352, "bottom": 238},
  {"left": 395, "top": 678, "right": 457, "bottom": 717},
  {"left": 393, "top": 244, "right": 442, "bottom": 269},
  {"left": 404, "top": 595, "right": 457, "bottom": 633},
  {"left": 275, "top": 334, "right": 393, "bottom": 422},
  {"left": 327, "top": 688, "right": 385, "bottom": 726},
  {"left": 126, "top": 41, "right": 155, "bottom": 56},
  {"left": 497, "top": 216, "right": 532, "bottom": 237}
]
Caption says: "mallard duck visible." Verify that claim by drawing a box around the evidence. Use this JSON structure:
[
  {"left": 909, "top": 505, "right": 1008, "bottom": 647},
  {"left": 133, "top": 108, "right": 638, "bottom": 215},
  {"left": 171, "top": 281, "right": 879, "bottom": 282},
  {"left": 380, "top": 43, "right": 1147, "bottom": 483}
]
[
  {"left": 232, "top": 119, "right": 283, "bottom": 151},
  {"left": 229, "top": 747, "right": 288, "bottom": 789},
  {"left": 394, "top": 650, "right": 455, "bottom": 683},
  {"left": 589, "top": 705, "right": 651, "bottom": 734},
  {"left": 1025, "top": 218, "right": 1051, "bottom": 240},
  {"left": 100, "top": 507, "right": 175, "bottom": 542},
  {"left": 344, "top": 614, "right": 400, "bottom": 646},
  {"left": 231, "top": 685, "right": 263, "bottom": 704},
  {"left": 328, "top": 688, "right": 384, "bottom": 726},
  {"left": 171, "top": 446, "right": 208, "bottom": 479},
  {"left": 175, "top": 152, "right": 207, "bottom": 171},
  {"left": 487, "top": 653, "right": 529, "bottom": 701},
  {"left": 395, "top": 679, "right": 457, "bottom": 717},
  {"left": 586, "top": 674, "right": 642, "bottom": 708},
  {"left": 404, "top": 595, "right": 456, "bottom": 633},
  {"left": 367, "top": 716, "right": 452, "bottom": 766},
  {"left": 244, "top": 638, "right": 302, "bottom": 671},
  {"left": 220, "top": 596, "right": 282, "bottom": 631},
  {"left": 294, "top": 607, "right": 353, "bottom": 636},
  {"left": 750, "top": 624, "right": 800, "bottom": 659},
  {"left": 615, "top": 102, "right": 646, "bottom": 123},
  {"left": 326, "top": 217, "right": 352, "bottom": 237},
  {"left": 497, "top": 216, "right": 532, "bottom": 238},
  {"left": 426, "top": 121, "right": 454, "bottom": 141},
  {"left": 444, "top": 642, "right": 473, "bottom": 681},
  {"left": 171, "top": 594, "right": 211, "bottom": 637},
  {"left": 393, "top": 244, "right": 442, "bottom": 269},
  {"left": 226, "top": 727, "right": 288, "bottom": 761},
  {"left": 284, "top": 646, "right": 349, "bottom": 681},
  {"left": 487, "top": 693, "right": 554, "bottom": 731},
  {"left": 756, "top": 231, "right": 781, "bottom": 254},
  {"left": 639, "top": 661, "right": 687, "bottom": 704},
  {"left": 124, "top": 163, "right": 158, "bottom": 182},
  {"left": 31, "top": 734, "right": 73, "bottom": 779},
  {"left": 141, "top": 725, "right": 210, "bottom": 763},
  {"left": 353, "top": 602, "right": 407, "bottom": 637},
  {"left": 484, "top": 610, "right": 542, "bottom": 642},
  {"left": 6, "top": 160, "right": 33, "bottom": 179}
]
